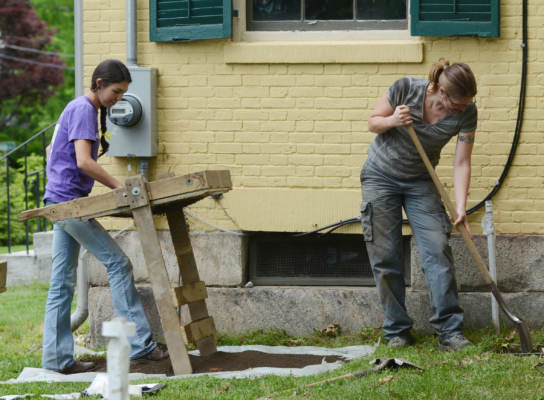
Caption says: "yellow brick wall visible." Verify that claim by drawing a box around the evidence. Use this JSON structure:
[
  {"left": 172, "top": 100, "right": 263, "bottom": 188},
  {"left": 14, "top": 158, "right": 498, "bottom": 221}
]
[{"left": 86, "top": 0, "right": 541, "bottom": 235}]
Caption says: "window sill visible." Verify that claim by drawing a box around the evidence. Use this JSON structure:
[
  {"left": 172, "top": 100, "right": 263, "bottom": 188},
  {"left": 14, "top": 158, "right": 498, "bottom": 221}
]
[{"left": 224, "top": 39, "right": 423, "bottom": 64}]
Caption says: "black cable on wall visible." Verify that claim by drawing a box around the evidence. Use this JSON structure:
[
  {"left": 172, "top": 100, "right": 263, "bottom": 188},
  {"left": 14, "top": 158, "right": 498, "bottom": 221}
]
[{"left": 467, "top": 0, "right": 527, "bottom": 215}]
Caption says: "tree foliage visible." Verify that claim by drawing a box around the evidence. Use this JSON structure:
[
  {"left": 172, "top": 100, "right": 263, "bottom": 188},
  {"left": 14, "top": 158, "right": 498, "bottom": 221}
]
[
  {"left": 0, "top": 1, "right": 74, "bottom": 247},
  {"left": 0, "top": 0, "right": 73, "bottom": 152}
]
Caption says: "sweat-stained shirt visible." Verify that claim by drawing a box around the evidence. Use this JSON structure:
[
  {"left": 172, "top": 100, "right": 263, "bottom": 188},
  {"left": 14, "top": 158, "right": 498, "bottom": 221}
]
[
  {"left": 366, "top": 77, "right": 478, "bottom": 180},
  {"left": 44, "top": 96, "right": 100, "bottom": 203}
]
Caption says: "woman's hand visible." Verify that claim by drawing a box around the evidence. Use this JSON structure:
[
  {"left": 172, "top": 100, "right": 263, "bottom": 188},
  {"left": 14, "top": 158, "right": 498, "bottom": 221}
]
[
  {"left": 368, "top": 92, "right": 413, "bottom": 134},
  {"left": 391, "top": 105, "right": 412, "bottom": 127},
  {"left": 452, "top": 208, "right": 472, "bottom": 238}
]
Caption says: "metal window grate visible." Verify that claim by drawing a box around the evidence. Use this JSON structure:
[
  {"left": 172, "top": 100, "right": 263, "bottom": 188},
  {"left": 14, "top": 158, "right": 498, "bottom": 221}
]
[{"left": 249, "top": 233, "right": 411, "bottom": 286}]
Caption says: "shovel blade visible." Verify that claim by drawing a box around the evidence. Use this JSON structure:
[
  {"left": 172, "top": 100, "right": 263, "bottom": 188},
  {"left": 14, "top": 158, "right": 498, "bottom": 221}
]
[
  {"left": 490, "top": 281, "right": 533, "bottom": 353},
  {"left": 516, "top": 320, "right": 533, "bottom": 353}
]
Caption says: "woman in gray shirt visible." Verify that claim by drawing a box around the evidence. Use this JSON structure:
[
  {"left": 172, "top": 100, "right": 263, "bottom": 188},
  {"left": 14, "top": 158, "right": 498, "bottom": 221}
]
[{"left": 361, "top": 59, "right": 477, "bottom": 351}]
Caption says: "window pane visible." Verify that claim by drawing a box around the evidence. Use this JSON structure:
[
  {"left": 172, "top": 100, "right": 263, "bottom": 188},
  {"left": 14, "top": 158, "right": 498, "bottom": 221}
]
[
  {"left": 252, "top": 0, "right": 301, "bottom": 21},
  {"left": 305, "top": 0, "right": 353, "bottom": 20},
  {"left": 357, "top": 0, "right": 406, "bottom": 20}
]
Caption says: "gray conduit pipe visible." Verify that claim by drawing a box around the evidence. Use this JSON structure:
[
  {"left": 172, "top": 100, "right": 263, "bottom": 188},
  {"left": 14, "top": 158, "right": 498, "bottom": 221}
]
[
  {"left": 73, "top": 0, "right": 83, "bottom": 98},
  {"left": 71, "top": 0, "right": 87, "bottom": 332},
  {"left": 71, "top": 258, "right": 89, "bottom": 331},
  {"left": 481, "top": 200, "right": 500, "bottom": 334},
  {"left": 71, "top": 223, "right": 135, "bottom": 331},
  {"left": 126, "top": 0, "right": 150, "bottom": 181},
  {"left": 71, "top": 0, "right": 147, "bottom": 332},
  {"left": 126, "top": 0, "right": 137, "bottom": 67}
]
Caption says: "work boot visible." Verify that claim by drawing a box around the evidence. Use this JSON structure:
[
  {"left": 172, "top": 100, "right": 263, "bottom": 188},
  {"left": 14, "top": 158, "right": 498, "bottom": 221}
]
[
  {"left": 387, "top": 333, "right": 414, "bottom": 348},
  {"left": 59, "top": 360, "right": 97, "bottom": 374},
  {"left": 439, "top": 334, "right": 471, "bottom": 351},
  {"left": 135, "top": 345, "right": 169, "bottom": 362}
]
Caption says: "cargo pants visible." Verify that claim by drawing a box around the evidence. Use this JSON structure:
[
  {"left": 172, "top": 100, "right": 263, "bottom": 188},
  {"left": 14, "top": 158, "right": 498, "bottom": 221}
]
[{"left": 360, "top": 160, "right": 464, "bottom": 340}]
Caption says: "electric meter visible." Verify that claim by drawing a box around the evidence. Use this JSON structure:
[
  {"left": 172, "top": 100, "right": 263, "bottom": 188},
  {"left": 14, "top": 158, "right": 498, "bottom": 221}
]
[
  {"left": 108, "top": 94, "right": 142, "bottom": 127},
  {"left": 107, "top": 66, "right": 157, "bottom": 157}
]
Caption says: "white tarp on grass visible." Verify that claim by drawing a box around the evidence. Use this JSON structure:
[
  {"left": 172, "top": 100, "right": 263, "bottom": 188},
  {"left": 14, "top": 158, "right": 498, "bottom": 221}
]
[{"left": 0, "top": 343, "right": 377, "bottom": 384}]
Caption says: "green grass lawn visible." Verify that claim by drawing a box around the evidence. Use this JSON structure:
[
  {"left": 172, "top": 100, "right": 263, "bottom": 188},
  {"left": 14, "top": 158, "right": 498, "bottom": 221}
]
[
  {"left": 0, "top": 244, "right": 33, "bottom": 254},
  {"left": 0, "top": 283, "right": 543, "bottom": 399}
]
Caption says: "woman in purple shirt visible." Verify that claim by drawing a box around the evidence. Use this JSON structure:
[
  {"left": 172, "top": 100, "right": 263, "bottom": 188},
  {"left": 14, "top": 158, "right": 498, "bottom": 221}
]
[{"left": 43, "top": 60, "right": 167, "bottom": 374}]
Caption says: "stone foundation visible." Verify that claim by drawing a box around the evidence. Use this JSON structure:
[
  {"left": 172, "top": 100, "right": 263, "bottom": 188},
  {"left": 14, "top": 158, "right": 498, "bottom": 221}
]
[{"left": 27, "top": 231, "right": 544, "bottom": 346}]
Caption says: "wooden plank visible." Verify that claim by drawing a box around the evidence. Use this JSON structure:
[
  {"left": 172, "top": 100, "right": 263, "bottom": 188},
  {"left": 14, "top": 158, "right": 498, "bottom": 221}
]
[
  {"left": 19, "top": 170, "right": 232, "bottom": 223},
  {"left": 147, "top": 170, "right": 231, "bottom": 201},
  {"left": 184, "top": 317, "right": 216, "bottom": 344},
  {"left": 18, "top": 187, "right": 129, "bottom": 222},
  {"left": 126, "top": 175, "right": 193, "bottom": 375},
  {"left": 150, "top": 187, "right": 229, "bottom": 208},
  {"left": 0, "top": 261, "right": 6, "bottom": 293},
  {"left": 166, "top": 206, "right": 217, "bottom": 356},
  {"left": 200, "top": 170, "right": 232, "bottom": 189},
  {"left": 172, "top": 281, "right": 208, "bottom": 307}
]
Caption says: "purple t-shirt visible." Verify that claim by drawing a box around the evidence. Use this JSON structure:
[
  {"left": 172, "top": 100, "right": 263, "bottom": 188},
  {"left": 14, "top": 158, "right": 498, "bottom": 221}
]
[{"left": 44, "top": 96, "right": 100, "bottom": 203}]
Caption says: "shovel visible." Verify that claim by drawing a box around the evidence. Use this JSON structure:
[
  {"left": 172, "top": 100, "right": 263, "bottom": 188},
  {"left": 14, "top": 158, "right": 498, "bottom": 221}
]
[{"left": 405, "top": 125, "right": 532, "bottom": 352}]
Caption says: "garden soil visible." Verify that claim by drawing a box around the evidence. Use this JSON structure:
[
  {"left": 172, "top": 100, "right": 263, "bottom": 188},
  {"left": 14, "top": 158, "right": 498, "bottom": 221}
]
[{"left": 90, "top": 351, "right": 346, "bottom": 376}]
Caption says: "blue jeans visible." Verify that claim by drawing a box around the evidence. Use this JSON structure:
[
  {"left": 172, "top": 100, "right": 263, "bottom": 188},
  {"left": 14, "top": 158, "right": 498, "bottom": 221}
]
[
  {"left": 360, "top": 160, "right": 464, "bottom": 340},
  {"left": 42, "top": 205, "right": 156, "bottom": 371}
]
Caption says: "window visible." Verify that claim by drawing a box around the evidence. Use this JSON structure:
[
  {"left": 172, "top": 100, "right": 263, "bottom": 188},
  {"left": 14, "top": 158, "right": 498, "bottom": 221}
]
[
  {"left": 249, "top": 232, "right": 412, "bottom": 286},
  {"left": 246, "top": 0, "right": 408, "bottom": 31}
]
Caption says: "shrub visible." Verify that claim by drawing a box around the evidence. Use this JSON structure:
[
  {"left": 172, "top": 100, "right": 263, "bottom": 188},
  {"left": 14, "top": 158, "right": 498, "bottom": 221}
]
[{"left": 0, "top": 154, "right": 47, "bottom": 246}]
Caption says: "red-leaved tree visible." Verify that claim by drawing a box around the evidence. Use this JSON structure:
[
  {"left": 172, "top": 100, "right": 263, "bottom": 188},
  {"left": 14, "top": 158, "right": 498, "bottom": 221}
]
[{"left": 0, "top": 0, "right": 65, "bottom": 136}]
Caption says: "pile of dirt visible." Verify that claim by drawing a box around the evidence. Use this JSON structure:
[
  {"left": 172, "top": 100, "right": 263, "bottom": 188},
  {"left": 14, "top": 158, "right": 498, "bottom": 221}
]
[{"left": 91, "top": 351, "right": 346, "bottom": 376}]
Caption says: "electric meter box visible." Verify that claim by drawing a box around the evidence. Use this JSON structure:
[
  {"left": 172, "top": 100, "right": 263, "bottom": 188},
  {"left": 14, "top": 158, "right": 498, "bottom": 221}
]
[{"left": 107, "top": 66, "right": 157, "bottom": 157}]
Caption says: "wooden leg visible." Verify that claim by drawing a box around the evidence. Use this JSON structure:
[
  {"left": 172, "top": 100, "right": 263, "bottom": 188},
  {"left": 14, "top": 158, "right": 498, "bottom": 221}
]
[
  {"left": 126, "top": 176, "right": 192, "bottom": 375},
  {"left": 166, "top": 207, "right": 217, "bottom": 356},
  {"left": 0, "top": 261, "right": 6, "bottom": 293}
]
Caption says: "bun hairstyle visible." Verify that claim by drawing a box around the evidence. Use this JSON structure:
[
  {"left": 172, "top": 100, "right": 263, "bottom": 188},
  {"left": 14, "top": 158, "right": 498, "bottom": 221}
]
[
  {"left": 429, "top": 58, "right": 477, "bottom": 99},
  {"left": 90, "top": 59, "right": 132, "bottom": 157}
]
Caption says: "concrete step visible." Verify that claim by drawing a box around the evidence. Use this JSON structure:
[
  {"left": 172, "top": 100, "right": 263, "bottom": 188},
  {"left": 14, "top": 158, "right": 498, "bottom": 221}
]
[
  {"left": 33, "top": 231, "right": 54, "bottom": 257},
  {"left": 0, "top": 250, "right": 38, "bottom": 285},
  {"left": 0, "top": 231, "right": 54, "bottom": 286}
]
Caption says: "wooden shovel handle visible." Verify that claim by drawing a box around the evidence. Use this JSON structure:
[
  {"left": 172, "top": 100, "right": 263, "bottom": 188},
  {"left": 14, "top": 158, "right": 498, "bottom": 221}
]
[
  {"left": 405, "top": 126, "right": 494, "bottom": 286},
  {"left": 405, "top": 126, "right": 533, "bottom": 350}
]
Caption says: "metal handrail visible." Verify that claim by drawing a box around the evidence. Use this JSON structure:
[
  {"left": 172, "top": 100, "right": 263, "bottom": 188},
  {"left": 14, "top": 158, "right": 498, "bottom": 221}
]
[
  {"left": 2, "top": 123, "right": 55, "bottom": 253},
  {"left": 0, "top": 122, "right": 55, "bottom": 162}
]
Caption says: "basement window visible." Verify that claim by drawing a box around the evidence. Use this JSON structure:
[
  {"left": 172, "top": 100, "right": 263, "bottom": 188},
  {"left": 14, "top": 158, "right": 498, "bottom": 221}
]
[{"left": 249, "top": 232, "right": 411, "bottom": 286}]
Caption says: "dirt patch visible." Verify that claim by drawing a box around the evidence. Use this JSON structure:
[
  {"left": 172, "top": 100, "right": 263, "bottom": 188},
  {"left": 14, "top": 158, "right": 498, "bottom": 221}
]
[{"left": 89, "top": 351, "right": 346, "bottom": 376}]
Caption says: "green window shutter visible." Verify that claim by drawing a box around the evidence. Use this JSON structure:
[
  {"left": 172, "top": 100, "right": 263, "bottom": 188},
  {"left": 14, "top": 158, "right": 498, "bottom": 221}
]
[
  {"left": 411, "top": 0, "right": 499, "bottom": 37},
  {"left": 150, "top": 0, "right": 232, "bottom": 42}
]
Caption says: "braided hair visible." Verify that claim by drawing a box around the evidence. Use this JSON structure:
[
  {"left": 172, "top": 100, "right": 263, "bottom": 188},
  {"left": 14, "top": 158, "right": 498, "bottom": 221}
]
[
  {"left": 90, "top": 59, "right": 132, "bottom": 157},
  {"left": 99, "top": 106, "right": 109, "bottom": 157}
]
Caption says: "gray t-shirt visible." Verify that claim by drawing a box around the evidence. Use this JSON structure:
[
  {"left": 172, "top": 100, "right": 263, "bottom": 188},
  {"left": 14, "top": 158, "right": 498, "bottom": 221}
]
[{"left": 366, "top": 77, "right": 477, "bottom": 180}]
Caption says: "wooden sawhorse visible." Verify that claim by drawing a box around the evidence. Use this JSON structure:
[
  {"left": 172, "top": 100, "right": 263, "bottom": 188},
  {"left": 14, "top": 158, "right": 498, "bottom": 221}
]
[{"left": 20, "top": 170, "right": 232, "bottom": 375}]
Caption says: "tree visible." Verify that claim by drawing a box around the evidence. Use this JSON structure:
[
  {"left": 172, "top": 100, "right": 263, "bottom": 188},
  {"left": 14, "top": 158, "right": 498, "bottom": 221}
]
[{"left": 0, "top": 0, "right": 66, "bottom": 149}]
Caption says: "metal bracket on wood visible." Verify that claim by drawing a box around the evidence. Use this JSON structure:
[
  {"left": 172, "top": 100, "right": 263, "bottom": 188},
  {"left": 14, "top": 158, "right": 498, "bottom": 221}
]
[{"left": 125, "top": 175, "right": 150, "bottom": 209}]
